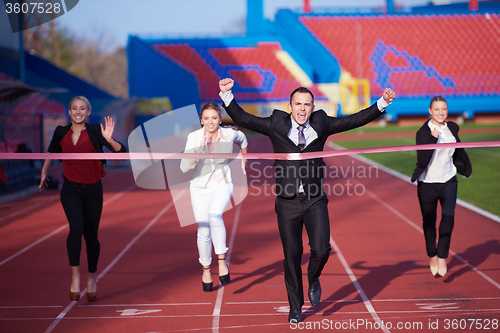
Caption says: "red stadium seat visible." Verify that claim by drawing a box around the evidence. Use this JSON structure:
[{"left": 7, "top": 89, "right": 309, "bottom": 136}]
[
  {"left": 154, "top": 42, "right": 325, "bottom": 102},
  {"left": 300, "top": 13, "right": 500, "bottom": 97}
]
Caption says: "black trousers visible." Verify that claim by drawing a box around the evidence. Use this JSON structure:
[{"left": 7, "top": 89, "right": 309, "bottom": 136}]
[
  {"left": 60, "top": 179, "right": 103, "bottom": 273},
  {"left": 275, "top": 192, "right": 331, "bottom": 310},
  {"left": 417, "top": 177, "right": 457, "bottom": 259}
]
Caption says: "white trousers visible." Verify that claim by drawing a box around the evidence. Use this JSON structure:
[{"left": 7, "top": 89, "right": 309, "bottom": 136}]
[{"left": 190, "top": 181, "right": 233, "bottom": 266}]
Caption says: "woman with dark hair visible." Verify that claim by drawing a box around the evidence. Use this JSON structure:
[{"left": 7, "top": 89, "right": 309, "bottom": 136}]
[
  {"left": 180, "top": 102, "right": 248, "bottom": 292},
  {"left": 40, "top": 96, "right": 126, "bottom": 301},
  {"left": 411, "top": 96, "right": 472, "bottom": 277}
]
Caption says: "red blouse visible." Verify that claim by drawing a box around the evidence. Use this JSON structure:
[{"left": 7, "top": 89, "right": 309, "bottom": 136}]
[{"left": 60, "top": 128, "right": 105, "bottom": 184}]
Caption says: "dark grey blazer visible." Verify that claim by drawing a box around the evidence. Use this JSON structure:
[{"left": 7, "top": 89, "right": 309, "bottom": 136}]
[
  {"left": 223, "top": 99, "right": 385, "bottom": 198},
  {"left": 411, "top": 120, "right": 472, "bottom": 183}
]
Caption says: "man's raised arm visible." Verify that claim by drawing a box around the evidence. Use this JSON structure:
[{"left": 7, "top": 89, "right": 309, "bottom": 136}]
[
  {"left": 327, "top": 87, "right": 396, "bottom": 134},
  {"left": 219, "top": 78, "right": 271, "bottom": 135}
]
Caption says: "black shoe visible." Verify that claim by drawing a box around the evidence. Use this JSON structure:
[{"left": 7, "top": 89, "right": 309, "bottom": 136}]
[
  {"left": 288, "top": 309, "right": 302, "bottom": 323},
  {"left": 202, "top": 266, "right": 212, "bottom": 292},
  {"left": 218, "top": 257, "right": 231, "bottom": 285},
  {"left": 308, "top": 279, "right": 321, "bottom": 306},
  {"left": 202, "top": 281, "right": 213, "bottom": 292}
]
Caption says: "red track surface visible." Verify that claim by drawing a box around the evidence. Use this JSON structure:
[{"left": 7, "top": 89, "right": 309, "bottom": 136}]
[{"left": 1, "top": 137, "right": 499, "bottom": 333}]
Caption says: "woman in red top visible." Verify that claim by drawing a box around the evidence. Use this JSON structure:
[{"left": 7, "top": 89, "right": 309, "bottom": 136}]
[{"left": 40, "top": 96, "right": 126, "bottom": 302}]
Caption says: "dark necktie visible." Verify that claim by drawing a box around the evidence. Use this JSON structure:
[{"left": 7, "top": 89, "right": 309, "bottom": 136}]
[{"left": 297, "top": 125, "right": 305, "bottom": 150}]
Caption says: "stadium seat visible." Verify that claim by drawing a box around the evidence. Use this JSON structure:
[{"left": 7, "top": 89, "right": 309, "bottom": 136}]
[
  {"left": 300, "top": 13, "right": 500, "bottom": 98},
  {"left": 154, "top": 42, "right": 325, "bottom": 102}
]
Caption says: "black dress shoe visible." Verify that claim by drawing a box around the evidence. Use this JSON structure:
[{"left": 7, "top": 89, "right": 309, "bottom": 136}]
[
  {"left": 202, "top": 266, "right": 213, "bottom": 292},
  {"left": 219, "top": 273, "right": 230, "bottom": 285},
  {"left": 202, "top": 281, "right": 213, "bottom": 292},
  {"left": 218, "top": 257, "right": 231, "bottom": 285},
  {"left": 308, "top": 279, "right": 321, "bottom": 306},
  {"left": 288, "top": 309, "right": 302, "bottom": 323}
]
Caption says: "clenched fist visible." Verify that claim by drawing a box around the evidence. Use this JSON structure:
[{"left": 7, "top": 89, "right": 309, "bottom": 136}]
[
  {"left": 382, "top": 88, "right": 396, "bottom": 104},
  {"left": 219, "top": 78, "right": 234, "bottom": 94}
]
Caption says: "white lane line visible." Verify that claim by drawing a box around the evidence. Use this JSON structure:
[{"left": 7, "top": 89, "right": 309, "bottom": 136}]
[
  {"left": 0, "top": 184, "right": 137, "bottom": 267},
  {"left": 225, "top": 300, "right": 359, "bottom": 304},
  {"left": 472, "top": 148, "right": 500, "bottom": 158},
  {"left": 3, "top": 308, "right": 499, "bottom": 323},
  {"left": 211, "top": 198, "right": 243, "bottom": 333},
  {"left": 372, "top": 297, "right": 500, "bottom": 302},
  {"left": 6, "top": 296, "right": 495, "bottom": 311},
  {"left": 226, "top": 297, "right": 500, "bottom": 304},
  {"left": 449, "top": 251, "right": 500, "bottom": 289},
  {"left": 0, "top": 225, "right": 67, "bottom": 267},
  {"left": 78, "top": 302, "right": 211, "bottom": 307},
  {"left": 359, "top": 309, "right": 500, "bottom": 314},
  {"left": 329, "top": 235, "right": 391, "bottom": 333},
  {"left": 100, "top": 183, "right": 137, "bottom": 206},
  {"left": 327, "top": 145, "right": 500, "bottom": 289},
  {"left": 4, "top": 307, "right": 500, "bottom": 319},
  {"left": 152, "top": 322, "right": 288, "bottom": 332},
  {"left": 96, "top": 194, "right": 179, "bottom": 283},
  {"left": 0, "top": 196, "right": 58, "bottom": 223},
  {"left": 455, "top": 198, "right": 500, "bottom": 224},
  {"left": 363, "top": 186, "right": 500, "bottom": 290},
  {"left": 44, "top": 192, "right": 181, "bottom": 333}
]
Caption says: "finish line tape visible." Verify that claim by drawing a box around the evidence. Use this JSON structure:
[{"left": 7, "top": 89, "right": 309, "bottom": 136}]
[{"left": 1, "top": 141, "right": 499, "bottom": 161}]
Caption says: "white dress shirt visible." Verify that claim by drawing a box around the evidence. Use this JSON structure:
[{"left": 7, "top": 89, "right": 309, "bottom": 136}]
[
  {"left": 418, "top": 121, "right": 457, "bottom": 183},
  {"left": 220, "top": 90, "right": 390, "bottom": 193},
  {"left": 288, "top": 118, "right": 317, "bottom": 149},
  {"left": 180, "top": 126, "right": 248, "bottom": 188}
]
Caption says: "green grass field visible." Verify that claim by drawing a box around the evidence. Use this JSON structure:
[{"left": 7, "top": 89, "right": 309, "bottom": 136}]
[
  {"left": 343, "top": 122, "right": 500, "bottom": 134},
  {"left": 335, "top": 131, "right": 500, "bottom": 216}
]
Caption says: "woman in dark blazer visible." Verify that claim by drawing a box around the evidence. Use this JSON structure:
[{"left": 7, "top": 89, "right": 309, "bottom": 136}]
[
  {"left": 411, "top": 96, "right": 472, "bottom": 277},
  {"left": 40, "top": 96, "right": 126, "bottom": 302}
]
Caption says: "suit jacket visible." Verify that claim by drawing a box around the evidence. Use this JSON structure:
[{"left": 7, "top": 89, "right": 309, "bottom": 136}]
[
  {"left": 411, "top": 120, "right": 472, "bottom": 183},
  {"left": 47, "top": 123, "right": 127, "bottom": 165},
  {"left": 223, "top": 99, "right": 385, "bottom": 198},
  {"left": 180, "top": 126, "right": 248, "bottom": 188}
]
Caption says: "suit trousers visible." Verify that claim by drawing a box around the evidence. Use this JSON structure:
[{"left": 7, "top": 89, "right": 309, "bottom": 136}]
[
  {"left": 60, "top": 179, "right": 103, "bottom": 273},
  {"left": 190, "top": 181, "right": 232, "bottom": 266},
  {"left": 275, "top": 192, "right": 331, "bottom": 310},
  {"left": 417, "top": 178, "right": 457, "bottom": 259}
]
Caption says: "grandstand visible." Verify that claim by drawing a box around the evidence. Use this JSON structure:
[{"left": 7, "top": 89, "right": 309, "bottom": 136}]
[
  {"left": 2, "top": 0, "right": 500, "bottom": 198},
  {"left": 153, "top": 41, "right": 326, "bottom": 102},
  {"left": 0, "top": 8, "right": 120, "bottom": 197},
  {"left": 128, "top": 0, "right": 500, "bottom": 121},
  {"left": 300, "top": 13, "right": 500, "bottom": 104}
]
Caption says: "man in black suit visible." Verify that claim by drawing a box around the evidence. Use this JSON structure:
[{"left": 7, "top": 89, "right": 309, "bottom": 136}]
[{"left": 219, "top": 78, "right": 395, "bottom": 323}]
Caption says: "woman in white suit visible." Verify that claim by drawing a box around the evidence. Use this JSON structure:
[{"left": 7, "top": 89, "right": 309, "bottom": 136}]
[{"left": 180, "top": 102, "right": 248, "bottom": 292}]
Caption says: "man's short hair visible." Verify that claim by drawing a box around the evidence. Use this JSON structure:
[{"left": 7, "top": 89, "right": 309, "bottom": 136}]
[{"left": 290, "top": 87, "right": 314, "bottom": 104}]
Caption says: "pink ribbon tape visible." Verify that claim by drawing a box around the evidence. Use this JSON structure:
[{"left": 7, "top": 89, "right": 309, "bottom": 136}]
[{"left": 1, "top": 141, "right": 499, "bottom": 161}]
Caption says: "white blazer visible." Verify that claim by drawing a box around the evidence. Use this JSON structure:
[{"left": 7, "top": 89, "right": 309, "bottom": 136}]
[{"left": 180, "top": 127, "right": 248, "bottom": 188}]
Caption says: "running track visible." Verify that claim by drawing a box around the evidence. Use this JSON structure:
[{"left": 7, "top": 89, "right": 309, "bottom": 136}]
[{"left": 0, "top": 137, "right": 499, "bottom": 333}]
